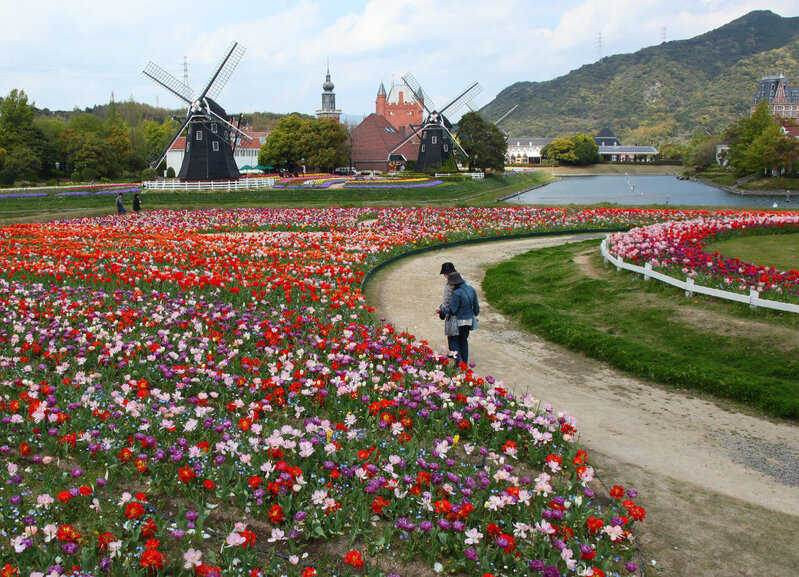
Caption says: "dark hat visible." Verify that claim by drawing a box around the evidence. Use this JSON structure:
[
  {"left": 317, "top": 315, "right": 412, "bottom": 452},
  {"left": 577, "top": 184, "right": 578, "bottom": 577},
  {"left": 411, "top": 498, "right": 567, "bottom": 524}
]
[
  {"left": 440, "top": 262, "right": 456, "bottom": 275},
  {"left": 447, "top": 272, "right": 464, "bottom": 285}
]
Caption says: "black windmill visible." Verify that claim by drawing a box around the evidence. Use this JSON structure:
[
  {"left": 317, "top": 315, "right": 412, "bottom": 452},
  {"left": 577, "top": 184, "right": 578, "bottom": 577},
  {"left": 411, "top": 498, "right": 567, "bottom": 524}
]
[
  {"left": 143, "top": 42, "right": 252, "bottom": 180},
  {"left": 389, "top": 73, "right": 482, "bottom": 172}
]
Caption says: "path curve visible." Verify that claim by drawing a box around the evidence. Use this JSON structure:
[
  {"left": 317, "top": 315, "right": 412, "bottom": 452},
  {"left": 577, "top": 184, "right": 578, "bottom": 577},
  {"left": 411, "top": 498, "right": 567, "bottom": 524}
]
[{"left": 367, "top": 234, "right": 799, "bottom": 573}]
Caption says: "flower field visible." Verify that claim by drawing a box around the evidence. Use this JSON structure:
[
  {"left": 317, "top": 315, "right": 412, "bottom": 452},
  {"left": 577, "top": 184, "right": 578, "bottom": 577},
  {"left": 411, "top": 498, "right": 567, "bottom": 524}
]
[
  {"left": 0, "top": 206, "right": 783, "bottom": 577},
  {"left": 607, "top": 212, "right": 799, "bottom": 301}
]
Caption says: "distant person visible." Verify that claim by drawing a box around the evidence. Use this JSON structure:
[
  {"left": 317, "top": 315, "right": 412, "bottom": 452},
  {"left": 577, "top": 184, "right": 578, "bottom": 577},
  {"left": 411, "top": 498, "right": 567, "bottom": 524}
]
[
  {"left": 439, "top": 271, "right": 479, "bottom": 367},
  {"left": 435, "top": 262, "right": 460, "bottom": 356},
  {"left": 132, "top": 192, "right": 141, "bottom": 213},
  {"left": 115, "top": 193, "right": 126, "bottom": 215}
]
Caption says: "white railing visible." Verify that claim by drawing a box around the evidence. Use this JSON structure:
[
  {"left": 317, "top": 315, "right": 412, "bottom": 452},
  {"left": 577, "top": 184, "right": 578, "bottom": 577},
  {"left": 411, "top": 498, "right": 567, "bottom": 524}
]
[
  {"left": 434, "top": 172, "right": 484, "bottom": 179},
  {"left": 143, "top": 178, "right": 275, "bottom": 191},
  {"left": 599, "top": 236, "right": 799, "bottom": 314}
]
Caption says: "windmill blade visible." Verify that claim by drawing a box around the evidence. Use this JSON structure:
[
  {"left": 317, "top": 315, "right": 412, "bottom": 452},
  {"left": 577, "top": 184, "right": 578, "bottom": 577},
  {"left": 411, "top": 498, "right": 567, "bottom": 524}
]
[
  {"left": 439, "top": 82, "right": 482, "bottom": 118},
  {"left": 389, "top": 124, "right": 425, "bottom": 155},
  {"left": 143, "top": 62, "right": 195, "bottom": 105},
  {"left": 207, "top": 109, "right": 253, "bottom": 142},
  {"left": 199, "top": 42, "right": 246, "bottom": 101},
  {"left": 148, "top": 114, "right": 192, "bottom": 169},
  {"left": 495, "top": 104, "right": 518, "bottom": 126},
  {"left": 443, "top": 124, "right": 469, "bottom": 158},
  {"left": 401, "top": 72, "right": 435, "bottom": 115}
]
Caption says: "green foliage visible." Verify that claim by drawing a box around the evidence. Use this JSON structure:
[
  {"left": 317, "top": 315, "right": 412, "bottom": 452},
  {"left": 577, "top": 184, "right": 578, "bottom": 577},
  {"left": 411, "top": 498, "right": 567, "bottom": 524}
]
[
  {"left": 405, "top": 159, "right": 416, "bottom": 171},
  {"left": 457, "top": 111, "right": 507, "bottom": 171},
  {"left": 480, "top": 10, "right": 799, "bottom": 141},
  {"left": 70, "top": 171, "right": 81, "bottom": 183},
  {"left": 166, "top": 166, "right": 176, "bottom": 178},
  {"left": 5, "top": 145, "right": 41, "bottom": 180},
  {"left": 685, "top": 134, "right": 723, "bottom": 169},
  {"left": 259, "top": 115, "right": 348, "bottom": 172},
  {"left": 0, "top": 168, "right": 14, "bottom": 187},
  {"left": 141, "top": 167, "right": 157, "bottom": 181},
  {"left": 542, "top": 137, "right": 577, "bottom": 164},
  {"left": 570, "top": 133, "right": 600, "bottom": 165},
  {"left": 725, "top": 100, "right": 799, "bottom": 175}
]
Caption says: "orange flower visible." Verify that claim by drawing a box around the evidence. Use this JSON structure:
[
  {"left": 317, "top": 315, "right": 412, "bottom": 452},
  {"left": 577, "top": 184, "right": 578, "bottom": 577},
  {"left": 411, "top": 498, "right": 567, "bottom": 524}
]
[
  {"left": 125, "top": 502, "right": 145, "bottom": 520},
  {"left": 344, "top": 550, "right": 364, "bottom": 569}
]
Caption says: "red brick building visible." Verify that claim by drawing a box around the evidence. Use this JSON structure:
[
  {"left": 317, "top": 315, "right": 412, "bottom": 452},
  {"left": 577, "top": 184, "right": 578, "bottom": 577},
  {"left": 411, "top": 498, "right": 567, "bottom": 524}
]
[
  {"left": 375, "top": 81, "right": 424, "bottom": 131},
  {"left": 350, "top": 113, "right": 419, "bottom": 172}
]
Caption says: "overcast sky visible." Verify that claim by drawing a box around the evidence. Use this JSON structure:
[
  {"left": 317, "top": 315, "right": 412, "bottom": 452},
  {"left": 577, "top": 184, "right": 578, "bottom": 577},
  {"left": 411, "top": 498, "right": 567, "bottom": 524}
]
[{"left": 1, "top": 1, "right": 797, "bottom": 121}]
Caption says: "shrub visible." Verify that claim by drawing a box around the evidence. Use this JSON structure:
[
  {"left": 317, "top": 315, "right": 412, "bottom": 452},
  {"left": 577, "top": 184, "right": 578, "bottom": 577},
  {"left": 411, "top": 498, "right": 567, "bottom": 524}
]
[
  {"left": 80, "top": 166, "right": 97, "bottom": 182},
  {"left": 166, "top": 166, "right": 176, "bottom": 178},
  {"left": 141, "top": 167, "right": 157, "bottom": 181},
  {"left": 71, "top": 171, "right": 81, "bottom": 183},
  {"left": 0, "top": 168, "right": 15, "bottom": 188},
  {"left": 45, "top": 179, "right": 57, "bottom": 186},
  {"left": 100, "top": 177, "right": 111, "bottom": 184}
]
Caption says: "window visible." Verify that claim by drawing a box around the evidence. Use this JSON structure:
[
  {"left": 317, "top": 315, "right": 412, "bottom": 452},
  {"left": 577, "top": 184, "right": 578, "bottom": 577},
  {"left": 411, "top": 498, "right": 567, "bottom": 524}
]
[
  {"left": 421, "top": 145, "right": 425, "bottom": 152},
  {"left": 443, "top": 144, "right": 448, "bottom": 152},
  {"left": 211, "top": 123, "right": 218, "bottom": 133},
  {"left": 212, "top": 141, "right": 219, "bottom": 152},
  {"left": 196, "top": 130, "right": 203, "bottom": 141},
  {"left": 431, "top": 136, "right": 437, "bottom": 144}
]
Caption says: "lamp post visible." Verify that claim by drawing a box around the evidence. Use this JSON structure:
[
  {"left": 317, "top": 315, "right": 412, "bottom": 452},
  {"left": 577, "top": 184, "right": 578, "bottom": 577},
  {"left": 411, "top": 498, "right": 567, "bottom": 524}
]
[{"left": 55, "top": 161, "right": 60, "bottom": 186}]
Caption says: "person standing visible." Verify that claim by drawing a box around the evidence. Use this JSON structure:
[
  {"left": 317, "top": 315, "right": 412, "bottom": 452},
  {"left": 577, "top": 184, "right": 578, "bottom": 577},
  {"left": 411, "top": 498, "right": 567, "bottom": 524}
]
[
  {"left": 115, "top": 192, "right": 126, "bottom": 215},
  {"left": 132, "top": 192, "right": 141, "bottom": 213},
  {"left": 440, "top": 271, "right": 479, "bottom": 367},
  {"left": 436, "top": 262, "right": 461, "bottom": 357}
]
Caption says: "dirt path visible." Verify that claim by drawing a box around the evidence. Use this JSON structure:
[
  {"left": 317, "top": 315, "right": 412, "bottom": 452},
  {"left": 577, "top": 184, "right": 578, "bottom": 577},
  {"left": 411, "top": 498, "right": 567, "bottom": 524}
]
[{"left": 367, "top": 234, "right": 799, "bottom": 577}]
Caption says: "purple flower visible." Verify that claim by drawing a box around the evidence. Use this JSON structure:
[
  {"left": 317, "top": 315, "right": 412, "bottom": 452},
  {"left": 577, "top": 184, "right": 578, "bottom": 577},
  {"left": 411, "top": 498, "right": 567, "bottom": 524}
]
[
  {"left": 62, "top": 542, "right": 79, "bottom": 555},
  {"left": 464, "top": 547, "right": 478, "bottom": 560},
  {"left": 626, "top": 562, "right": 639, "bottom": 572},
  {"left": 542, "top": 566, "right": 561, "bottom": 577},
  {"left": 71, "top": 467, "right": 83, "bottom": 478}
]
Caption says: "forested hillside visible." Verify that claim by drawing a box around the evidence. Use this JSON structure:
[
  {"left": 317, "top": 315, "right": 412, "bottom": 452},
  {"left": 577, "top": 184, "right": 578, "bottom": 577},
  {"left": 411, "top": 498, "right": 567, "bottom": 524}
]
[{"left": 481, "top": 10, "right": 799, "bottom": 142}]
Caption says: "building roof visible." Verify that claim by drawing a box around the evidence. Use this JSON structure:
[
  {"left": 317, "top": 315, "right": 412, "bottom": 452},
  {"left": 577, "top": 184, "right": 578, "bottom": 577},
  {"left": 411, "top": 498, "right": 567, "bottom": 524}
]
[
  {"left": 595, "top": 126, "right": 617, "bottom": 139},
  {"left": 377, "top": 81, "right": 386, "bottom": 97},
  {"left": 351, "top": 113, "right": 419, "bottom": 164},
  {"left": 507, "top": 137, "right": 554, "bottom": 147},
  {"left": 598, "top": 145, "right": 658, "bottom": 154},
  {"left": 169, "top": 130, "right": 268, "bottom": 151}
]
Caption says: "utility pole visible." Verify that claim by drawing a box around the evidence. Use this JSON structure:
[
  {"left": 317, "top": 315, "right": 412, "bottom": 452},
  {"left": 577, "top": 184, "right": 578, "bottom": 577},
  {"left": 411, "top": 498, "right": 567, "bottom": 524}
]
[{"left": 595, "top": 32, "right": 604, "bottom": 61}]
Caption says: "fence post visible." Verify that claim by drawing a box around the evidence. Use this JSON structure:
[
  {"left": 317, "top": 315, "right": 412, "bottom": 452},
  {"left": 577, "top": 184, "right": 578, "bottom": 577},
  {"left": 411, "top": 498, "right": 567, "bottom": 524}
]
[
  {"left": 615, "top": 255, "right": 623, "bottom": 271},
  {"left": 685, "top": 277, "right": 694, "bottom": 298},
  {"left": 643, "top": 262, "right": 652, "bottom": 281},
  {"left": 749, "top": 289, "right": 759, "bottom": 310}
]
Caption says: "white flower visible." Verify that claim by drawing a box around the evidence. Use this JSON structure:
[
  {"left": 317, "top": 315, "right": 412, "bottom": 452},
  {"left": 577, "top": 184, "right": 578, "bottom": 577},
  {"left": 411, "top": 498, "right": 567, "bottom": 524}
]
[
  {"left": 267, "top": 528, "right": 286, "bottom": 542},
  {"left": 183, "top": 548, "right": 203, "bottom": 568},
  {"left": 225, "top": 532, "right": 246, "bottom": 548},
  {"left": 464, "top": 528, "right": 483, "bottom": 545}
]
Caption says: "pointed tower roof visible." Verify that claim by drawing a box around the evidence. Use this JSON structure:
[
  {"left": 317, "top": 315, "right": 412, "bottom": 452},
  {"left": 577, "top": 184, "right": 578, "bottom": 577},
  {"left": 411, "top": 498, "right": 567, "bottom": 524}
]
[
  {"left": 378, "top": 81, "right": 386, "bottom": 97},
  {"left": 323, "top": 61, "right": 334, "bottom": 92}
]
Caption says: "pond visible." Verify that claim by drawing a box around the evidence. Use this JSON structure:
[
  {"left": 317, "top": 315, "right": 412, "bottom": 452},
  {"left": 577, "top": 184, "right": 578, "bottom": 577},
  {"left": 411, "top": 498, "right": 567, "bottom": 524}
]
[{"left": 510, "top": 174, "right": 794, "bottom": 208}]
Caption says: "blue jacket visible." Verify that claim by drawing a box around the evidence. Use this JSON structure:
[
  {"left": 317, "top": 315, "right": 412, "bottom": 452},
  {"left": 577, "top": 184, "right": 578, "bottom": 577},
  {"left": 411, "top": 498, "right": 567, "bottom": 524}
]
[{"left": 441, "top": 283, "right": 479, "bottom": 321}]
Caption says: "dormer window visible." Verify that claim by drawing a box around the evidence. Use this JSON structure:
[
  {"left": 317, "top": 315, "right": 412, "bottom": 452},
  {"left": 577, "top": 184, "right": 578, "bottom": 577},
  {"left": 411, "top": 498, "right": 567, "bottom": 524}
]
[
  {"left": 211, "top": 123, "right": 218, "bottom": 133},
  {"left": 196, "top": 130, "right": 203, "bottom": 141}
]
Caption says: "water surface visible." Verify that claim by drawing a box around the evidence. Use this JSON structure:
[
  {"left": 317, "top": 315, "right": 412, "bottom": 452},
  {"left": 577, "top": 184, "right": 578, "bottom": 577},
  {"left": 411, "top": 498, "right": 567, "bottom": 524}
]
[{"left": 511, "top": 175, "right": 792, "bottom": 208}]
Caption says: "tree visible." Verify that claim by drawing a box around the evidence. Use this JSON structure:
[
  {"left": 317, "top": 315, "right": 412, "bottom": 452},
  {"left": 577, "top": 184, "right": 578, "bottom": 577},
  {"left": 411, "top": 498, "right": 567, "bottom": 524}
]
[
  {"left": 571, "top": 133, "right": 600, "bottom": 165},
  {"left": 726, "top": 100, "right": 772, "bottom": 175},
  {"left": 0, "top": 89, "right": 36, "bottom": 150},
  {"left": 67, "top": 132, "right": 113, "bottom": 177},
  {"left": 5, "top": 145, "right": 41, "bottom": 180},
  {"left": 542, "top": 138, "right": 577, "bottom": 164},
  {"left": 259, "top": 115, "right": 309, "bottom": 171},
  {"left": 300, "top": 118, "right": 348, "bottom": 172},
  {"left": 457, "top": 112, "right": 507, "bottom": 171},
  {"left": 738, "top": 124, "right": 799, "bottom": 176},
  {"left": 684, "top": 134, "right": 723, "bottom": 169}
]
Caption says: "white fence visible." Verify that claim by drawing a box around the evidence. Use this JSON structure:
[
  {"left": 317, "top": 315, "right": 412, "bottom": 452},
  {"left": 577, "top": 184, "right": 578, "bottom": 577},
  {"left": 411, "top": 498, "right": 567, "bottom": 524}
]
[
  {"left": 143, "top": 178, "right": 275, "bottom": 191},
  {"left": 599, "top": 237, "right": 799, "bottom": 314},
  {"left": 435, "top": 172, "right": 484, "bottom": 179}
]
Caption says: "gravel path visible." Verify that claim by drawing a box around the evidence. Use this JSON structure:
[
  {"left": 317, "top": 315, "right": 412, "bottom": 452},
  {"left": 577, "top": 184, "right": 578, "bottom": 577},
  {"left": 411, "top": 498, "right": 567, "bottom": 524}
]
[{"left": 367, "top": 234, "right": 799, "bottom": 576}]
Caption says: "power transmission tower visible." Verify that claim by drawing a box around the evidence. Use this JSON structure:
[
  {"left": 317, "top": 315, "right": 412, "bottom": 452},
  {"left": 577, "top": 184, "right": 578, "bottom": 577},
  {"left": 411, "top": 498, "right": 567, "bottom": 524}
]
[
  {"left": 595, "top": 32, "right": 604, "bottom": 60},
  {"left": 183, "top": 56, "right": 189, "bottom": 86},
  {"left": 661, "top": 27, "right": 667, "bottom": 43}
]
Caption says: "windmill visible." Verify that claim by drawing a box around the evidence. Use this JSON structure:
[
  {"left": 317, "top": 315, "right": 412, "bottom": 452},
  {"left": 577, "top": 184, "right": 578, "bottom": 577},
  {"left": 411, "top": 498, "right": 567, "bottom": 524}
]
[
  {"left": 143, "top": 42, "right": 252, "bottom": 180},
  {"left": 389, "top": 72, "right": 482, "bottom": 172}
]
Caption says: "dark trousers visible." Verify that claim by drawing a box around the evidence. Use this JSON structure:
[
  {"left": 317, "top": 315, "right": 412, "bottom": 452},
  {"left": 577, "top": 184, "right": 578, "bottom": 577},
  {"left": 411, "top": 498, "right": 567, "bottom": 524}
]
[{"left": 449, "top": 326, "right": 471, "bottom": 366}]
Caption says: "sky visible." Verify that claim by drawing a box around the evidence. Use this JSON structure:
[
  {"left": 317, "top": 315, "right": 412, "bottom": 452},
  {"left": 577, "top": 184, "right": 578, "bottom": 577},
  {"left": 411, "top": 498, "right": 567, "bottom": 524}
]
[{"left": 1, "top": 0, "right": 797, "bottom": 122}]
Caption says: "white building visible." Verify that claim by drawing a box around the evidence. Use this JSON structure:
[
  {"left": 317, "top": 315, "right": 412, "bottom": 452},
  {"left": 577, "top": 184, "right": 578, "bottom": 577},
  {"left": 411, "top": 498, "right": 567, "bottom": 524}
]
[
  {"left": 506, "top": 137, "right": 554, "bottom": 164},
  {"left": 167, "top": 130, "right": 269, "bottom": 175}
]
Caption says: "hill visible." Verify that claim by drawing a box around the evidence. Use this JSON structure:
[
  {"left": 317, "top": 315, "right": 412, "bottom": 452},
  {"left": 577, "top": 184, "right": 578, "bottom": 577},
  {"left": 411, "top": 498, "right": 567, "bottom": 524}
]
[{"left": 480, "top": 10, "right": 799, "bottom": 142}]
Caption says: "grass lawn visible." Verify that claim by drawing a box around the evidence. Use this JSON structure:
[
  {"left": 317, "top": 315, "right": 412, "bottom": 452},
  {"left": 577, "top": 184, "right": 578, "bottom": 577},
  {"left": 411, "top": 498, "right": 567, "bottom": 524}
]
[
  {"left": 482, "top": 239, "right": 799, "bottom": 420},
  {"left": 0, "top": 172, "right": 552, "bottom": 223},
  {"left": 704, "top": 231, "right": 799, "bottom": 272}
]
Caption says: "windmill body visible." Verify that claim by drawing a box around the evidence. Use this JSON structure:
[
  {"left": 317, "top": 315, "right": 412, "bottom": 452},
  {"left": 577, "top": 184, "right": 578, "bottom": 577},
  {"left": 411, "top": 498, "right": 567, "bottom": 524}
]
[
  {"left": 179, "top": 98, "right": 241, "bottom": 180},
  {"left": 389, "top": 73, "right": 482, "bottom": 172},
  {"left": 143, "top": 42, "right": 251, "bottom": 181}
]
